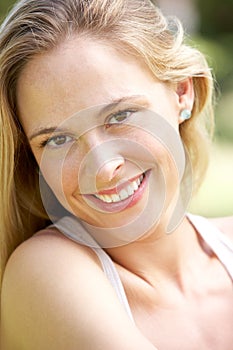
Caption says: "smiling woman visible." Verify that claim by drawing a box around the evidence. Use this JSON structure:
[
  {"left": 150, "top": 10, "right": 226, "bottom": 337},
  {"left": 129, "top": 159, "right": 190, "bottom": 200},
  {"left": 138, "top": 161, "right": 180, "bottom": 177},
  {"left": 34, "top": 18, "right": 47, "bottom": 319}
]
[{"left": 0, "top": 1, "right": 233, "bottom": 350}]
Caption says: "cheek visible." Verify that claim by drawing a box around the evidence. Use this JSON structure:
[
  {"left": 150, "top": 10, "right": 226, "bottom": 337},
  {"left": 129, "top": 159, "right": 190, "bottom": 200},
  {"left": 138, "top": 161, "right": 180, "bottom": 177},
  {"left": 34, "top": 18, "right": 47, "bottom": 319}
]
[
  {"left": 38, "top": 152, "right": 81, "bottom": 207},
  {"left": 154, "top": 145, "right": 180, "bottom": 184},
  {"left": 141, "top": 132, "right": 182, "bottom": 191}
]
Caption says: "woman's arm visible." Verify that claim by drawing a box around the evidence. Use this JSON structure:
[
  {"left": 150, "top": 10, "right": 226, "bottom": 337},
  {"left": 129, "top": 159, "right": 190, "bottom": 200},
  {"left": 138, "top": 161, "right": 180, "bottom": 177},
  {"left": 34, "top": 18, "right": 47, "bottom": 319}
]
[{"left": 1, "top": 230, "right": 157, "bottom": 350}]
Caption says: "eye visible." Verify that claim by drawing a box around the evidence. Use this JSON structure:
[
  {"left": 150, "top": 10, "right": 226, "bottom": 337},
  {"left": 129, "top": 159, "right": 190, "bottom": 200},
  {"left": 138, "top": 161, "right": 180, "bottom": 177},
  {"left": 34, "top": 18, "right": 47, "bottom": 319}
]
[
  {"left": 106, "top": 110, "right": 135, "bottom": 127},
  {"left": 42, "top": 135, "right": 74, "bottom": 148}
]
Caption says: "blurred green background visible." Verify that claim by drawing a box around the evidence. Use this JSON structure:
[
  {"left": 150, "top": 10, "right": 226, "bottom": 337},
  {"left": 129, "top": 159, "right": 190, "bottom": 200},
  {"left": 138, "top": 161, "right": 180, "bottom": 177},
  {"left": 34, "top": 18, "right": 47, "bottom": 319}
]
[
  {"left": 1, "top": 0, "right": 232, "bottom": 217},
  {"left": 157, "top": 0, "right": 233, "bottom": 217}
]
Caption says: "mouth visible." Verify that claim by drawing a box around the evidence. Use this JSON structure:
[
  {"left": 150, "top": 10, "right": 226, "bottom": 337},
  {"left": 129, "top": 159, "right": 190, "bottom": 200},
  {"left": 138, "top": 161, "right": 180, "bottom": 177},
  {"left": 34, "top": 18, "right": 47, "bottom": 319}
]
[
  {"left": 83, "top": 171, "right": 150, "bottom": 213},
  {"left": 94, "top": 174, "right": 144, "bottom": 203}
]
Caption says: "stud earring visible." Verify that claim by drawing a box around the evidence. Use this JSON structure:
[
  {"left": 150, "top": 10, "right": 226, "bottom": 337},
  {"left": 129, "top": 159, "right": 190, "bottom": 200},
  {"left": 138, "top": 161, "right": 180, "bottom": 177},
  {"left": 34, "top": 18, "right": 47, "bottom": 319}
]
[{"left": 180, "top": 109, "right": 191, "bottom": 121}]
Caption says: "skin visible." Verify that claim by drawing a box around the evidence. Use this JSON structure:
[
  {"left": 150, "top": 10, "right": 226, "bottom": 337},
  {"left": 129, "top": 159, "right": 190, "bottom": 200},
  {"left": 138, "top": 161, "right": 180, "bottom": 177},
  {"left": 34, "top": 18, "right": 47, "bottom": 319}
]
[
  {"left": 1, "top": 37, "right": 233, "bottom": 350},
  {"left": 17, "top": 38, "right": 190, "bottom": 231}
]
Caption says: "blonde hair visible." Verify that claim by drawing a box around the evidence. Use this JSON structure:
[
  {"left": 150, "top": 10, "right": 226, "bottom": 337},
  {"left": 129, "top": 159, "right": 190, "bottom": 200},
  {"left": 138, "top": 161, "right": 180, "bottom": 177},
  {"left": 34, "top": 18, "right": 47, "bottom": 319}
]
[{"left": 0, "top": 0, "right": 214, "bottom": 289}]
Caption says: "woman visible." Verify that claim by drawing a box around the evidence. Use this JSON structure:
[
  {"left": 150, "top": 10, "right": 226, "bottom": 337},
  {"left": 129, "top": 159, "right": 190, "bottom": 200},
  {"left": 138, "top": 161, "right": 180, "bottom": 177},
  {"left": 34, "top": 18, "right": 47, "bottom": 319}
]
[{"left": 0, "top": 0, "right": 233, "bottom": 349}]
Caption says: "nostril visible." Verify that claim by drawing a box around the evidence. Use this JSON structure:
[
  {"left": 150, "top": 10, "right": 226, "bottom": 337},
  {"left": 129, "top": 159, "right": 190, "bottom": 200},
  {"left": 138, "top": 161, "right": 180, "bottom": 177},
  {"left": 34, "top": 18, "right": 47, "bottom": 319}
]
[
  {"left": 97, "top": 158, "right": 124, "bottom": 182},
  {"left": 112, "top": 160, "right": 124, "bottom": 178}
]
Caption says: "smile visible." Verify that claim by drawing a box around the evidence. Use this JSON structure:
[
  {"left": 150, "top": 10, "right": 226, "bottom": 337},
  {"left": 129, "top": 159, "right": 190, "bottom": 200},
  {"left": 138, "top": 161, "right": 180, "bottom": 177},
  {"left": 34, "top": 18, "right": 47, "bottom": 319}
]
[
  {"left": 94, "top": 175, "right": 144, "bottom": 203},
  {"left": 82, "top": 171, "right": 150, "bottom": 213}
]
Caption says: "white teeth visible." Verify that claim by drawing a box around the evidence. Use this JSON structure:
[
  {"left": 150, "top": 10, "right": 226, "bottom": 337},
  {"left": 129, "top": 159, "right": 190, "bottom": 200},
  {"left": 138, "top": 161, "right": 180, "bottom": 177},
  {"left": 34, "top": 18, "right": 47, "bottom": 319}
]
[
  {"left": 96, "top": 194, "right": 105, "bottom": 201},
  {"left": 112, "top": 194, "right": 121, "bottom": 202},
  {"left": 119, "top": 189, "right": 129, "bottom": 200},
  {"left": 103, "top": 195, "right": 112, "bottom": 203},
  {"left": 127, "top": 185, "right": 134, "bottom": 196},
  {"left": 95, "top": 174, "right": 144, "bottom": 203},
  {"left": 132, "top": 181, "right": 139, "bottom": 191}
]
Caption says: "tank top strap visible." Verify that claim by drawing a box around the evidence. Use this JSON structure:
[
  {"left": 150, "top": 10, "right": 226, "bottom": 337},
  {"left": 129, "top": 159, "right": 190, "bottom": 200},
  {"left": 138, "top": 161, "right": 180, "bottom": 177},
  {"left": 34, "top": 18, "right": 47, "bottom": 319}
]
[
  {"left": 187, "top": 213, "right": 233, "bottom": 280},
  {"left": 90, "top": 247, "right": 135, "bottom": 323},
  {"left": 50, "top": 216, "right": 135, "bottom": 323},
  {"left": 50, "top": 213, "right": 233, "bottom": 324}
]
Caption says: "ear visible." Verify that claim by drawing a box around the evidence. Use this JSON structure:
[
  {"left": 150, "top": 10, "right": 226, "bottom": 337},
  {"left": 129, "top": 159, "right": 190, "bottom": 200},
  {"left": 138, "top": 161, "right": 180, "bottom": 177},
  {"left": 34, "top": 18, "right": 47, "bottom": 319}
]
[{"left": 176, "top": 78, "right": 194, "bottom": 124}]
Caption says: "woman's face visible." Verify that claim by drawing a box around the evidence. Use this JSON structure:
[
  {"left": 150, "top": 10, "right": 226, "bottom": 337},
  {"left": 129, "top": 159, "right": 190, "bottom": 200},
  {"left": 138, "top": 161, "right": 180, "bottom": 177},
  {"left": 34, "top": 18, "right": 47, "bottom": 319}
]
[{"left": 17, "top": 37, "right": 193, "bottom": 244}]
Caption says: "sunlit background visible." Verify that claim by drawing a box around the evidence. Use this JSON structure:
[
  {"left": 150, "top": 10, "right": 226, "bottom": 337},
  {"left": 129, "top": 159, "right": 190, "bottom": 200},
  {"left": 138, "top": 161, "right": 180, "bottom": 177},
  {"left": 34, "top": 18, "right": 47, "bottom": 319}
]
[
  {"left": 157, "top": 0, "right": 233, "bottom": 217},
  {"left": 1, "top": 0, "right": 232, "bottom": 217}
]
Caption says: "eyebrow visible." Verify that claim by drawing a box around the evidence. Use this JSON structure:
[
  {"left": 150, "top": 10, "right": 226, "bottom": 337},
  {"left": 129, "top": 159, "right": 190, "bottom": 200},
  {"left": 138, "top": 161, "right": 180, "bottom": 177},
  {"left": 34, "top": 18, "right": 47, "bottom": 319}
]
[
  {"left": 97, "top": 94, "right": 149, "bottom": 116},
  {"left": 28, "top": 94, "right": 149, "bottom": 141},
  {"left": 28, "top": 126, "right": 63, "bottom": 141}
]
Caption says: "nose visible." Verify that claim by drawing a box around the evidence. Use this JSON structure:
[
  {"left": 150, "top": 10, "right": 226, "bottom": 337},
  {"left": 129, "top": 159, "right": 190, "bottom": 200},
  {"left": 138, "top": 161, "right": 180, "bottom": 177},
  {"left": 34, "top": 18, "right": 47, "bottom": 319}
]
[
  {"left": 78, "top": 130, "right": 125, "bottom": 193},
  {"left": 96, "top": 157, "right": 124, "bottom": 183}
]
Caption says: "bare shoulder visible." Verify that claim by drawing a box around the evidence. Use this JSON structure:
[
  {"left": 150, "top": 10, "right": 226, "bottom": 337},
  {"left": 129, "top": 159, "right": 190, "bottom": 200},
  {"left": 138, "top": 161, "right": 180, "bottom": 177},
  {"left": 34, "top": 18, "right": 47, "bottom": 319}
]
[
  {"left": 1, "top": 228, "right": 156, "bottom": 350},
  {"left": 1, "top": 229, "right": 101, "bottom": 349},
  {"left": 209, "top": 215, "right": 233, "bottom": 240}
]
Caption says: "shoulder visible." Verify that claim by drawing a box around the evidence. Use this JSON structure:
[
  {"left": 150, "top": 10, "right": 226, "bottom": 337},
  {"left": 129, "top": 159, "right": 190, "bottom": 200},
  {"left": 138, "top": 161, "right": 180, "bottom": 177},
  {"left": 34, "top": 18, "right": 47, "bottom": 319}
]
[
  {"left": 0, "top": 228, "right": 100, "bottom": 348},
  {"left": 1, "top": 228, "right": 155, "bottom": 350},
  {"left": 1, "top": 227, "right": 104, "bottom": 298}
]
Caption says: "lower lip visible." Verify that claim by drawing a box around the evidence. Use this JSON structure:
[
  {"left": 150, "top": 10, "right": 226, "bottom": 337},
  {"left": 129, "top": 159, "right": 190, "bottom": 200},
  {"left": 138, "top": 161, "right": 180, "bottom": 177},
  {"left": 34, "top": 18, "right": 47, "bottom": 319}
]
[{"left": 83, "top": 171, "right": 150, "bottom": 213}]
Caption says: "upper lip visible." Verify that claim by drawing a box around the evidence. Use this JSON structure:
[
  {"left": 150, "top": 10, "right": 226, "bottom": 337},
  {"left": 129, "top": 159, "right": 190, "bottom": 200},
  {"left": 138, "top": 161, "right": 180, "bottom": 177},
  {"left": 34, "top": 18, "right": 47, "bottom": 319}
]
[{"left": 94, "top": 173, "right": 144, "bottom": 196}]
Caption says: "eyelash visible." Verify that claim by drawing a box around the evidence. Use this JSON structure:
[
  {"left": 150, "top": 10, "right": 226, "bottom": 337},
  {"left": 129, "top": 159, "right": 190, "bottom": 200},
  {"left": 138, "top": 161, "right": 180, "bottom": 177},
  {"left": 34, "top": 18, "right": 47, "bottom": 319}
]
[
  {"left": 38, "top": 134, "right": 75, "bottom": 148},
  {"left": 105, "top": 109, "right": 136, "bottom": 127},
  {"left": 38, "top": 108, "right": 138, "bottom": 148}
]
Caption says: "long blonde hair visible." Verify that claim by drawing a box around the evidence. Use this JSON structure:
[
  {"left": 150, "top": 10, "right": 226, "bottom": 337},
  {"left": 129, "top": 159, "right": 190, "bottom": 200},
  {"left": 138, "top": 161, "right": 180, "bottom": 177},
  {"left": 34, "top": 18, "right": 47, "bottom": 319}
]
[{"left": 0, "top": 0, "right": 214, "bottom": 289}]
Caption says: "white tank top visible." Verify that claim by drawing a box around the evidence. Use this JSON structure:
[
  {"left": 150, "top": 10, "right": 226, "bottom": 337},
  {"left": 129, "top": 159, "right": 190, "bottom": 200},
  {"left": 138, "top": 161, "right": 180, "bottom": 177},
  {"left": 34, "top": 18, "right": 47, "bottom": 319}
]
[{"left": 53, "top": 213, "right": 233, "bottom": 323}]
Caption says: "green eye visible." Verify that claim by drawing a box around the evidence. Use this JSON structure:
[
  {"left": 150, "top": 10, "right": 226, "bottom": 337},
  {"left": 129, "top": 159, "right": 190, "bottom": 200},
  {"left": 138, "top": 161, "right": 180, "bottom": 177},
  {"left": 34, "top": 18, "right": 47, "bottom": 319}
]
[
  {"left": 107, "top": 110, "right": 134, "bottom": 125},
  {"left": 46, "top": 135, "right": 73, "bottom": 147}
]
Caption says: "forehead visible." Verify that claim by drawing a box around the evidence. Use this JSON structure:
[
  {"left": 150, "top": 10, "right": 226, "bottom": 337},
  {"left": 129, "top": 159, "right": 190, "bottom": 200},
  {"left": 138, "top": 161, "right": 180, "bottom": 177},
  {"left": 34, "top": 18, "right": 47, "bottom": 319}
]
[
  {"left": 16, "top": 37, "right": 160, "bottom": 132},
  {"left": 18, "top": 36, "right": 156, "bottom": 92}
]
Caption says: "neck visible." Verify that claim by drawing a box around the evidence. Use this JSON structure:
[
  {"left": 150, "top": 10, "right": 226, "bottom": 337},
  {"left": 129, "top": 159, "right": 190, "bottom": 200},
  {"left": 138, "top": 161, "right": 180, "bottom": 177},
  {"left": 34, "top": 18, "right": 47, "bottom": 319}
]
[{"left": 105, "top": 215, "right": 206, "bottom": 290}]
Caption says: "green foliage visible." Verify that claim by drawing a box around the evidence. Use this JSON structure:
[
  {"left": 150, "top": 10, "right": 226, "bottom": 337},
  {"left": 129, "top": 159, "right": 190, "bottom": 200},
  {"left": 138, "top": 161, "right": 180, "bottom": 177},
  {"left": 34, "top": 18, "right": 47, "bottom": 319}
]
[
  {"left": 188, "top": 34, "right": 233, "bottom": 143},
  {"left": 190, "top": 142, "right": 233, "bottom": 217},
  {"left": 188, "top": 35, "right": 232, "bottom": 84},
  {"left": 197, "top": 0, "right": 233, "bottom": 36},
  {"left": 0, "top": 0, "right": 15, "bottom": 23}
]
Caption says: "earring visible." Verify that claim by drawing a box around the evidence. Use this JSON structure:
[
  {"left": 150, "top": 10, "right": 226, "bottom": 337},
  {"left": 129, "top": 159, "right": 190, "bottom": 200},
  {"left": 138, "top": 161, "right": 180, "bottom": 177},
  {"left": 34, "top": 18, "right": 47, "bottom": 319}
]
[{"left": 180, "top": 109, "right": 191, "bottom": 121}]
